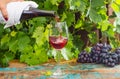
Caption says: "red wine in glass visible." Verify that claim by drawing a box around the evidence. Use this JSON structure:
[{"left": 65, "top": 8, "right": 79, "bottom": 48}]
[{"left": 49, "top": 35, "right": 68, "bottom": 50}]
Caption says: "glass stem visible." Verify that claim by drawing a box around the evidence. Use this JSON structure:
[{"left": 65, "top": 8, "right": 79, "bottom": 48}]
[{"left": 56, "top": 50, "right": 61, "bottom": 65}]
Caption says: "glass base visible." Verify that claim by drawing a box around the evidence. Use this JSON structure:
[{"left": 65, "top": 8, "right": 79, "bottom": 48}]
[{"left": 51, "top": 68, "right": 67, "bottom": 79}]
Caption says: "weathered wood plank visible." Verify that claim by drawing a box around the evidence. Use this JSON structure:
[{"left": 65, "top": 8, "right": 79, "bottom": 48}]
[{"left": 0, "top": 59, "right": 120, "bottom": 79}]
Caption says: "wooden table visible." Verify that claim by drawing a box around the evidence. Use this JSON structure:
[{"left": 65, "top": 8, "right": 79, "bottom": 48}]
[{"left": 0, "top": 60, "right": 120, "bottom": 79}]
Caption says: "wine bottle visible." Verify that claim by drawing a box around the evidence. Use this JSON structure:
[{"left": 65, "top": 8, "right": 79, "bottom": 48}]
[{"left": 20, "top": 7, "right": 56, "bottom": 20}]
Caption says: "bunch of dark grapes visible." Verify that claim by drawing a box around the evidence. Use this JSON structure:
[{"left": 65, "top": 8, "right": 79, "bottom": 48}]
[
  {"left": 77, "top": 43, "right": 120, "bottom": 67},
  {"left": 115, "top": 48, "right": 120, "bottom": 64},
  {"left": 77, "top": 51, "right": 93, "bottom": 63}
]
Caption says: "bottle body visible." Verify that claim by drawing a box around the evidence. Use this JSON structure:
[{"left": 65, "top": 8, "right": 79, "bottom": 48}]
[{"left": 20, "top": 8, "right": 56, "bottom": 20}]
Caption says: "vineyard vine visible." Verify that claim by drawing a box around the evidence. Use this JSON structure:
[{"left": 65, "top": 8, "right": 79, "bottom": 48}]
[{"left": 0, "top": 0, "right": 120, "bottom": 67}]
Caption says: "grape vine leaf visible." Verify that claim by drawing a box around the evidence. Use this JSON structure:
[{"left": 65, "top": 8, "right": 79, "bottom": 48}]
[
  {"left": 61, "top": 12, "right": 67, "bottom": 22},
  {"left": 89, "top": 8, "right": 102, "bottom": 23},
  {"left": 72, "top": 35, "right": 84, "bottom": 51},
  {"left": 17, "top": 32, "right": 31, "bottom": 51},
  {"left": 44, "top": 0, "right": 58, "bottom": 10},
  {"left": 8, "top": 39, "right": 18, "bottom": 53},
  {"left": 65, "top": 12, "right": 75, "bottom": 26},
  {"left": 106, "top": 27, "right": 115, "bottom": 37},
  {"left": 44, "top": 0, "right": 53, "bottom": 10},
  {"left": 24, "top": 53, "right": 40, "bottom": 65},
  {"left": 88, "top": 32, "right": 98, "bottom": 44},
  {"left": 50, "top": 0, "right": 62, "bottom": 5},
  {"left": 1, "top": 34, "right": 10, "bottom": 46},
  {"left": 35, "top": 48, "right": 48, "bottom": 64},
  {"left": 10, "top": 31, "right": 17, "bottom": 37},
  {"left": 5, "top": 51, "right": 15, "bottom": 61},
  {"left": 69, "top": 0, "right": 87, "bottom": 12},
  {"left": 111, "top": 2, "right": 119, "bottom": 12},
  {"left": 100, "top": 21, "right": 110, "bottom": 31},
  {"left": 20, "top": 54, "right": 28, "bottom": 62},
  {"left": 75, "top": 20, "right": 83, "bottom": 29},
  {"left": 20, "top": 46, "right": 33, "bottom": 63},
  {"left": 32, "top": 26, "right": 44, "bottom": 46},
  {"left": 115, "top": 0, "right": 120, "bottom": 5},
  {"left": 20, "top": 45, "right": 33, "bottom": 54},
  {"left": 91, "top": 0, "right": 104, "bottom": 8}
]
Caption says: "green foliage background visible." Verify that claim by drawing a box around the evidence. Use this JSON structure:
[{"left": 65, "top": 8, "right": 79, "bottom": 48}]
[{"left": 0, "top": 0, "right": 120, "bottom": 67}]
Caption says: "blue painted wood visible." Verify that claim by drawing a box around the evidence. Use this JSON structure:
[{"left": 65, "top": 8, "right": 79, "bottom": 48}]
[
  {"left": 0, "top": 64, "right": 120, "bottom": 79},
  {"left": 2, "top": 72, "right": 120, "bottom": 79},
  {"left": 0, "top": 63, "right": 104, "bottom": 71}
]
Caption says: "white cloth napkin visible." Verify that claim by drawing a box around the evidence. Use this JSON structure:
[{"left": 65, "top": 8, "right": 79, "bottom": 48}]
[{"left": 0, "top": 1, "right": 38, "bottom": 29}]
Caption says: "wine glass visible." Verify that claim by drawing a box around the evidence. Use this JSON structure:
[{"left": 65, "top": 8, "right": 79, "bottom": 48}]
[{"left": 49, "top": 21, "right": 69, "bottom": 78}]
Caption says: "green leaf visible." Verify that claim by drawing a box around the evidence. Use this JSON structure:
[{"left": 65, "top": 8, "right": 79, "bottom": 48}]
[
  {"left": 30, "top": 17, "right": 47, "bottom": 26},
  {"left": 115, "top": 0, "right": 120, "bottom": 5},
  {"left": 89, "top": 8, "right": 102, "bottom": 23},
  {"left": 61, "top": 12, "right": 67, "bottom": 22},
  {"left": 115, "top": 25, "right": 120, "bottom": 34},
  {"left": 5, "top": 51, "right": 15, "bottom": 61},
  {"left": 32, "top": 26, "right": 44, "bottom": 46},
  {"left": 20, "top": 48, "right": 33, "bottom": 63},
  {"left": 75, "top": 20, "right": 83, "bottom": 29},
  {"left": 44, "top": 0, "right": 53, "bottom": 10},
  {"left": 91, "top": 0, "right": 105, "bottom": 8},
  {"left": 10, "top": 31, "right": 17, "bottom": 37},
  {"left": 99, "top": 21, "right": 110, "bottom": 31},
  {"left": 15, "top": 23, "right": 23, "bottom": 30},
  {"left": 50, "top": 0, "right": 62, "bottom": 5},
  {"left": 44, "top": 0, "right": 58, "bottom": 10},
  {"left": 20, "top": 45, "right": 33, "bottom": 54},
  {"left": 22, "top": 45, "right": 48, "bottom": 65},
  {"left": 69, "top": 0, "right": 87, "bottom": 12},
  {"left": 72, "top": 35, "right": 84, "bottom": 51},
  {"left": 0, "top": 51, "right": 14, "bottom": 67},
  {"left": 78, "top": 0, "right": 87, "bottom": 12},
  {"left": 36, "top": 50, "right": 48, "bottom": 64},
  {"left": 107, "top": 27, "right": 115, "bottom": 37},
  {"left": 17, "top": 32, "right": 30, "bottom": 51},
  {"left": 8, "top": 39, "right": 18, "bottom": 53},
  {"left": 109, "top": 37, "right": 120, "bottom": 48},
  {"left": 111, "top": 2, "right": 119, "bottom": 12},
  {"left": 1, "top": 34, "right": 10, "bottom": 46},
  {"left": 20, "top": 54, "right": 28, "bottom": 62},
  {"left": 0, "top": 56, "right": 9, "bottom": 67},
  {"left": 65, "top": 12, "right": 75, "bottom": 26},
  {"left": 88, "top": 32, "right": 98, "bottom": 44},
  {"left": 25, "top": 53, "right": 40, "bottom": 65}
]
